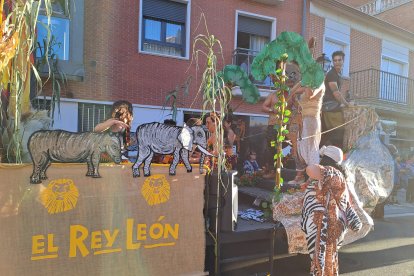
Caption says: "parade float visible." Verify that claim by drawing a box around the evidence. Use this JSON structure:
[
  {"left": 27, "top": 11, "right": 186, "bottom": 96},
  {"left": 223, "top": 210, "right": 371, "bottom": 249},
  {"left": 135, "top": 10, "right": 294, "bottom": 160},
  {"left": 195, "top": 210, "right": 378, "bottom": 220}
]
[{"left": 0, "top": 2, "right": 394, "bottom": 272}]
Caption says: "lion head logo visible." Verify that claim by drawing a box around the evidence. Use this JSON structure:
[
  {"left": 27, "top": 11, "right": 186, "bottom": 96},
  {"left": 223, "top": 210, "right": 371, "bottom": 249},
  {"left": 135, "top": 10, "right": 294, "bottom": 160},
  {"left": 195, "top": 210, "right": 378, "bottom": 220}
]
[
  {"left": 141, "top": 174, "right": 170, "bottom": 206},
  {"left": 40, "top": 179, "right": 79, "bottom": 214}
]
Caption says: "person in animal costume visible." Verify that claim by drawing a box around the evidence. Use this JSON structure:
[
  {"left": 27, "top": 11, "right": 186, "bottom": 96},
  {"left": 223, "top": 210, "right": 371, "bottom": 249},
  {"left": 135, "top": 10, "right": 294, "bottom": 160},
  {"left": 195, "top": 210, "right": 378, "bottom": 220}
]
[{"left": 301, "top": 145, "right": 362, "bottom": 276}]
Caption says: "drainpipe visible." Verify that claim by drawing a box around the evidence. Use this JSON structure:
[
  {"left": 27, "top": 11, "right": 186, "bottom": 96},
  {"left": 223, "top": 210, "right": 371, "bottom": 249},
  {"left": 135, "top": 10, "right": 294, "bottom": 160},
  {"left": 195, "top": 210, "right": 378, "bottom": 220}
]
[{"left": 301, "top": 0, "right": 307, "bottom": 38}]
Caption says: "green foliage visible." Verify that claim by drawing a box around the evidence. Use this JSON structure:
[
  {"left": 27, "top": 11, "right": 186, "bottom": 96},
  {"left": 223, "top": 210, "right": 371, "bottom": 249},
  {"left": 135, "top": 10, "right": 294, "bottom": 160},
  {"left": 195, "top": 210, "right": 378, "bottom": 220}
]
[
  {"left": 0, "top": 0, "right": 61, "bottom": 163},
  {"left": 261, "top": 200, "right": 272, "bottom": 218},
  {"left": 273, "top": 186, "right": 282, "bottom": 202},
  {"left": 270, "top": 60, "right": 290, "bottom": 192},
  {"left": 162, "top": 76, "right": 191, "bottom": 122},
  {"left": 35, "top": 34, "right": 68, "bottom": 124},
  {"left": 250, "top": 32, "right": 323, "bottom": 200},
  {"left": 192, "top": 23, "right": 260, "bottom": 174},
  {"left": 217, "top": 65, "right": 260, "bottom": 104},
  {"left": 251, "top": 31, "right": 324, "bottom": 89},
  {"left": 193, "top": 31, "right": 228, "bottom": 176}
]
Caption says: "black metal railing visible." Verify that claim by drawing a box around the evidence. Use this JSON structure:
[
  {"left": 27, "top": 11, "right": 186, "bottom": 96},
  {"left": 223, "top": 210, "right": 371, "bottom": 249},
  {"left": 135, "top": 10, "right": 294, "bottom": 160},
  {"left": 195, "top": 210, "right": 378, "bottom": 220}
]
[
  {"left": 232, "top": 48, "right": 274, "bottom": 89},
  {"left": 350, "top": 68, "right": 414, "bottom": 113}
]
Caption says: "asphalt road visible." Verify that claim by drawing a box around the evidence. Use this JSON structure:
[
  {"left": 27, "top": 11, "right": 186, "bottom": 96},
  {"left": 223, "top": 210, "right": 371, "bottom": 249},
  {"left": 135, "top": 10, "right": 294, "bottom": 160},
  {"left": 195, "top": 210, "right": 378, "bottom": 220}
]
[
  {"left": 226, "top": 203, "right": 414, "bottom": 276},
  {"left": 338, "top": 203, "right": 414, "bottom": 276}
]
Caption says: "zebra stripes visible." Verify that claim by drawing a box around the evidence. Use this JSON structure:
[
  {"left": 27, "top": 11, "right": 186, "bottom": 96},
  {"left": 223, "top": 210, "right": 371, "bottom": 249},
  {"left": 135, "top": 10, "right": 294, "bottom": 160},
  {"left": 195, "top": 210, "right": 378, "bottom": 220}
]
[{"left": 346, "top": 202, "right": 362, "bottom": 232}]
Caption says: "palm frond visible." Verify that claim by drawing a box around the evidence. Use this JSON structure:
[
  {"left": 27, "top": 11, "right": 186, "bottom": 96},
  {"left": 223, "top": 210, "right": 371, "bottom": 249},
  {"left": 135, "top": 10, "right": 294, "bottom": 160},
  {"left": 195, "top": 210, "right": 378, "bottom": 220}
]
[{"left": 0, "top": 0, "right": 61, "bottom": 163}]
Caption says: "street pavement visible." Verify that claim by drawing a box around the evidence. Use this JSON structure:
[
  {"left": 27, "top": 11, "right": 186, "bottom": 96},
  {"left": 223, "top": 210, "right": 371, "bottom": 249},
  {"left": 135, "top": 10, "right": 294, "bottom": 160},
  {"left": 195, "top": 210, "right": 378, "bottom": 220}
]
[
  {"left": 339, "top": 203, "right": 414, "bottom": 276},
  {"left": 272, "top": 202, "right": 414, "bottom": 276},
  {"left": 223, "top": 194, "right": 414, "bottom": 276}
]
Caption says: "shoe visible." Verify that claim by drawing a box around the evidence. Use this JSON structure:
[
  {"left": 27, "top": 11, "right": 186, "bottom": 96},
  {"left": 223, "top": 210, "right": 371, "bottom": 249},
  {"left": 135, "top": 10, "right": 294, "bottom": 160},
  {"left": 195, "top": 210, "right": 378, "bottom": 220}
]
[{"left": 288, "top": 176, "right": 305, "bottom": 185}]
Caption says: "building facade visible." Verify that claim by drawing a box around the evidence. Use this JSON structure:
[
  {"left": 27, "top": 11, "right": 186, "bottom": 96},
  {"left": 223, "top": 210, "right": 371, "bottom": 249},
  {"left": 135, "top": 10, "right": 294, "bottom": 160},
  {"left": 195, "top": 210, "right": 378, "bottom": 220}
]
[
  {"left": 310, "top": 0, "right": 414, "bottom": 151},
  {"left": 38, "top": 0, "right": 414, "bottom": 152},
  {"left": 41, "top": 0, "right": 307, "bottom": 133}
]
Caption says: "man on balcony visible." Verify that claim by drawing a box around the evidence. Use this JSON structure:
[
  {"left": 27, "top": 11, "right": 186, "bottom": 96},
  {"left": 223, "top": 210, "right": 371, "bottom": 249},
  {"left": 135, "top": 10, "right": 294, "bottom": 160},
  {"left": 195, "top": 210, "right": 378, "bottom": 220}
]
[{"left": 322, "top": 50, "right": 351, "bottom": 148}]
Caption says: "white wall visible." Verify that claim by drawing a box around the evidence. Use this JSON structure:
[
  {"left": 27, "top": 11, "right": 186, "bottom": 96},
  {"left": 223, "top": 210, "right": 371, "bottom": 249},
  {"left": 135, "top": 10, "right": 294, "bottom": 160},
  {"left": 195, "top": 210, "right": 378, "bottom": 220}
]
[
  {"left": 52, "top": 101, "right": 78, "bottom": 131},
  {"left": 131, "top": 106, "right": 184, "bottom": 131},
  {"left": 53, "top": 99, "right": 187, "bottom": 132}
]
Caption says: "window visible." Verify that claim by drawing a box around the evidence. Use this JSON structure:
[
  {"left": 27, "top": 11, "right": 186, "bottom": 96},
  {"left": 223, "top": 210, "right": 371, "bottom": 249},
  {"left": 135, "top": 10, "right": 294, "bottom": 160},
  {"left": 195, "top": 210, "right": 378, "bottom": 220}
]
[
  {"left": 31, "top": 98, "right": 52, "bottom": 113},
  {"left": 324, "top": 19, "right": 350, "bottom": 77},
  {"left": 380, "top": 58, "right": 407, "bottom": 103},
  {"left": 36, "top": 15, "right": 70, "bottom": 61},
  {"left": 380, "top": 41, "right": 409, "bottom": 104},
  {"left": 78, "top": 103, "right": 111, "bottom": 132},
  {"left": 36, "top": 0, "right": 84, "bottom": 80},
  {"left": 140, "top": 0, "right": 189, "bottom": 58},
  {"left": 234, "top": 12, "right": 276, "bottom": 87},
  {"left": 237, "top": 15, "right": 272, "bottom": 52}
]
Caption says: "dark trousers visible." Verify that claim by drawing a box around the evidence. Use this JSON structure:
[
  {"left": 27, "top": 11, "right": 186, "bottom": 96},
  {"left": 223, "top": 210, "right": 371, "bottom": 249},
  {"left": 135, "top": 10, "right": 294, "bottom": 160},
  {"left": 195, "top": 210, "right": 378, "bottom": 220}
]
[{"left": 321, "top": 111, "right": 344, "bottom": 149}]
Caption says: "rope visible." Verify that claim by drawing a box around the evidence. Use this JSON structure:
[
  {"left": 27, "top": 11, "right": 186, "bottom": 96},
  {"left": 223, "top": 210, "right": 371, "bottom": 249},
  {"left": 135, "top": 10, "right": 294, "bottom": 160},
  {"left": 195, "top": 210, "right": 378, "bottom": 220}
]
[
  {"left": 241, "top": 131, "right": 266, "bottom": 140},
  {"left": 298, "top": 108, "right": 368, "bottom": 141},
  {"left": 239, "top": 107, "right": 369, "bottom": 142}
]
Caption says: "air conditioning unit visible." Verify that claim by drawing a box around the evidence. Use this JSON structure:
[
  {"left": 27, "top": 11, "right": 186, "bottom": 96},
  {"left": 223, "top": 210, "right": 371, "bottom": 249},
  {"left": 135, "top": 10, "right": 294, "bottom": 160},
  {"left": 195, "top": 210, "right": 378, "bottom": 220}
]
[{"left": 380, "top": 119, "right": 397, "bottom": 137}]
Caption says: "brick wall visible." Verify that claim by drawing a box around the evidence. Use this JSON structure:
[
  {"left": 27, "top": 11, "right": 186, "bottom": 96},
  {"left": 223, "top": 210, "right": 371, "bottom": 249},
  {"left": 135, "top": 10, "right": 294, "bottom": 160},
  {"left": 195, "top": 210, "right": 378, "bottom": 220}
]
[
  {"left": 309, "top": 14, "right": 325, "bottom": 60},
  {"left": 350, "top": 29, "right": 381, "bottom": 72},
  {"left": 337, "top": 0, "right": 414, "bottom": 33},
  {"left": 375, "top": 2, "right": 414, "bottom": 33},
  {"left": 55, "top": 0, "right": 305, "bottom": 115}
]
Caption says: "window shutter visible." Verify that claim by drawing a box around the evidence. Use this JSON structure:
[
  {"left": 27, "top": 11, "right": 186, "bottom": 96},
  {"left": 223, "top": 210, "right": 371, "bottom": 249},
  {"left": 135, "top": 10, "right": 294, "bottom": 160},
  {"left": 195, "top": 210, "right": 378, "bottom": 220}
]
[
  {"left": 78, "top": 103, "right": 111, "bottom": 132},
  {"left": 238, "top": 16, "right": 271, "bottom": 37},
  {"left": 143, "top": 0, "right": 186, "bottom": 23}
]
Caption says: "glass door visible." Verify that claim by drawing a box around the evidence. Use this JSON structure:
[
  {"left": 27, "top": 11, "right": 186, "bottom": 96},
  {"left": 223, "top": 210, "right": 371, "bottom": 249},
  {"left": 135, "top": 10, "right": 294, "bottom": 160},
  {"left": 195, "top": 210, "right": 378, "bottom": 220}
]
[{"left": 380, "top": 58, "right": 407, "bottom": 104}]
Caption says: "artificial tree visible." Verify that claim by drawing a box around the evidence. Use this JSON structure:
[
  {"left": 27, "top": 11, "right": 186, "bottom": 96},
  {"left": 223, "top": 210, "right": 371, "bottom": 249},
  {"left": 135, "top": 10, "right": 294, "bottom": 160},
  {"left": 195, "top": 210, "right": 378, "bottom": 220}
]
[{"left": 251, "top": 31, "right": 324, "bottom": 196}]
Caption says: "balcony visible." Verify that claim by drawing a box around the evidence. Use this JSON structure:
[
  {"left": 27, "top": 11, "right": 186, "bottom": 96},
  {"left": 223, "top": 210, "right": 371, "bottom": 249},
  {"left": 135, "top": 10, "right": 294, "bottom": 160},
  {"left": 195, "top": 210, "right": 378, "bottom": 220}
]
[
  {"left": 232, "top": 48, "right": 274, "bottom": 91},
  {"left": 250, "top": 0, "right": 284, "bottom": 5},
  {"left": 350, "top": 68, "right": 414, "bottom": 114},
  {"left": 359, "top": 0, "right": 412, "bottom": 15}
]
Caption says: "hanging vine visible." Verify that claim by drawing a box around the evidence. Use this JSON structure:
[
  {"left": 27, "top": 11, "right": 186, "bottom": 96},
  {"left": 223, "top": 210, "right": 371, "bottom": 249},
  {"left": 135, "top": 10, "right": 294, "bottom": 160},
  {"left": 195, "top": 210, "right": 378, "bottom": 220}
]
[{"left": 270, "top": 54, "right": 291, "bottom": 199}]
